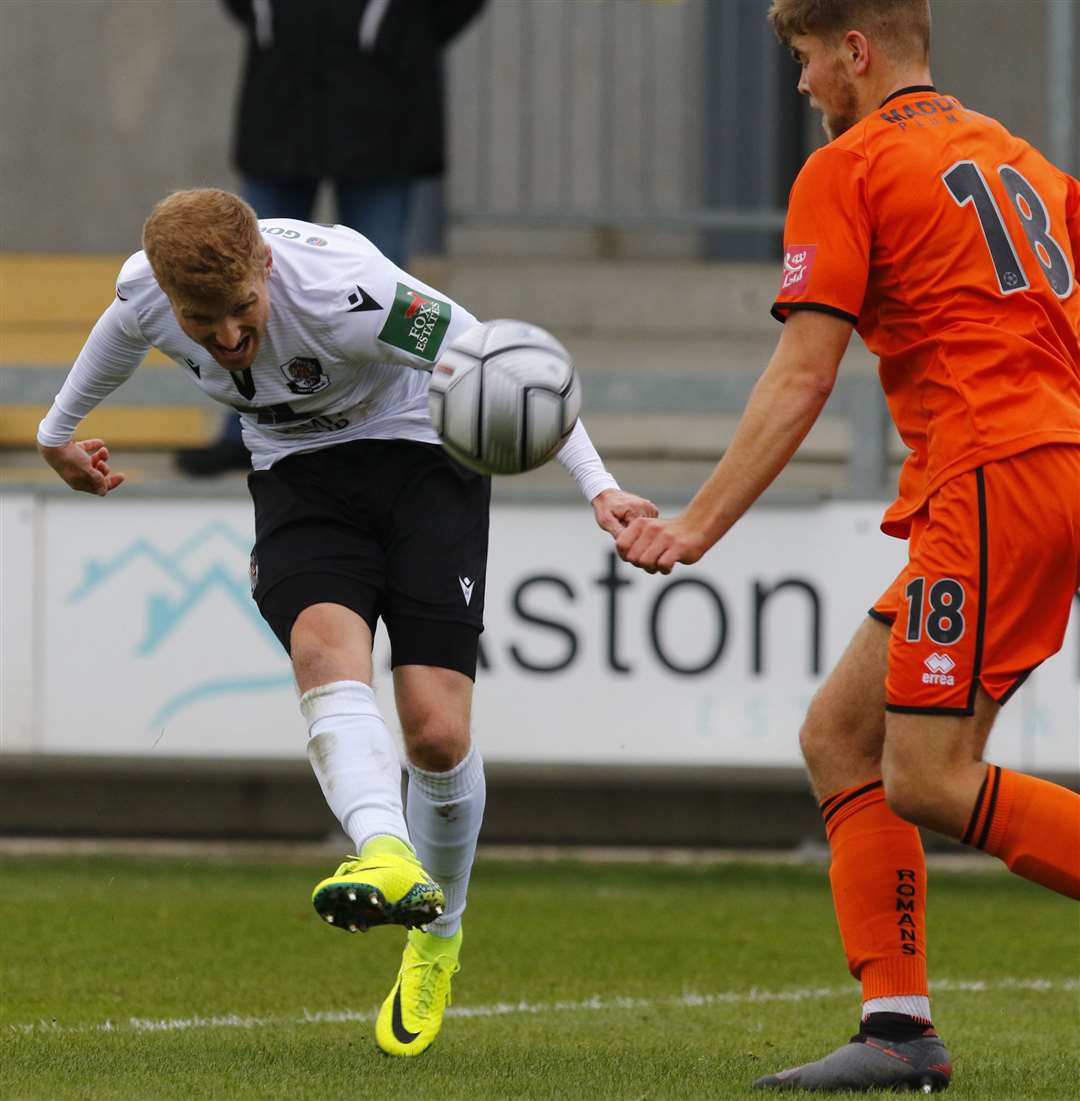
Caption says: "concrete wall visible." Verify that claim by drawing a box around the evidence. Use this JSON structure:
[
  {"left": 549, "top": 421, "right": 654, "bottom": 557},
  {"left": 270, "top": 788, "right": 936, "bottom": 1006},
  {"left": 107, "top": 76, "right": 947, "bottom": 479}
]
[
  {"left": 1, "top": 0, "right": 245, "bottom": 252},
  {"left": 933, "top": 0, "right": 1070, "bottom": 166},
  {"left": 446, "top": 0, "right": 706, "bottom": 217},
  {"left": 1, "top": 0, "right": 1076, "bottom": 253}
]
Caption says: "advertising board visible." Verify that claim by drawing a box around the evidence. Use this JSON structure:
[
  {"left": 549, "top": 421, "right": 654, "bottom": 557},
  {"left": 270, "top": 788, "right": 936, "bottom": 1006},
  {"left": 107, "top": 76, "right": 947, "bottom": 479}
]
[{"left": 2, "top": 495, "right": 1076, "bottom": 772}]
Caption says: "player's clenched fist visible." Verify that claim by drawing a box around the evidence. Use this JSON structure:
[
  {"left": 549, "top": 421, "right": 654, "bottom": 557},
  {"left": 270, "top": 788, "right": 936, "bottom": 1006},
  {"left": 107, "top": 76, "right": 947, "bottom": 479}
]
[
  {"left": 615, "top": 515, "right": 708, "bottom": 575},
  {"left": 590, "top": 488, "right": 659, "bottom": 538},
  {"left": 38, "top": 438, "right": 126, "bottom": 497}
]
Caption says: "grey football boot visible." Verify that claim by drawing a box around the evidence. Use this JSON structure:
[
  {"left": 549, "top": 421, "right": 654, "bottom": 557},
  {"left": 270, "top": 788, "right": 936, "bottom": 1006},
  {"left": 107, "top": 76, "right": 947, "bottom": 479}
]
[{"left": 751, "top": 1027, "right": 952, "bottom": 1092}]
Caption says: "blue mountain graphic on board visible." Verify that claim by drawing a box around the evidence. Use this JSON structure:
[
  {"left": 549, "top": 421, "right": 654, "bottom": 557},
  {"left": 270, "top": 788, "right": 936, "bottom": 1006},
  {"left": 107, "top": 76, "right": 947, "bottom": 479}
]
[
  {"left": 66, "top": 521, "right": 291, "bottom": 728},
  {"left": 139, "top": 563, "right": 266, "bottom": 654},
  {"left": 68, "top": 521, "right": 251, "bottom": 601}
]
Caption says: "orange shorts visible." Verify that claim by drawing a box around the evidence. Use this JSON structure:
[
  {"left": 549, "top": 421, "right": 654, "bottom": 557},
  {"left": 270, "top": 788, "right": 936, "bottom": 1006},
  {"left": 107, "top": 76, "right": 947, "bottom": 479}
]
[{"left": 872, "top": 444, "right": 1080, "bottom": 715}]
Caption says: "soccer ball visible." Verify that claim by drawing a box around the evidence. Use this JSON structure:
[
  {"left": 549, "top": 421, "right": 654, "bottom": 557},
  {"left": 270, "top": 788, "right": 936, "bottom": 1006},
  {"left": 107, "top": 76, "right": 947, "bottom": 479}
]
[{"left": 428, "top": 319, "right": 581, "bottom": 475}]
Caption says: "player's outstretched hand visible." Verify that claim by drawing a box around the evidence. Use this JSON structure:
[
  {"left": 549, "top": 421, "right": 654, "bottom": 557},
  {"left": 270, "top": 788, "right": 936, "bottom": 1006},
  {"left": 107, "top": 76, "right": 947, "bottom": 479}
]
[
  {"left": 39, "top": 439, "right": 126, "bottom": 497},
  {"left": 591, "top": 489, "right": 659, "bottom": 537},
  {"left": 615, "top": 515, "right": 708, "bottom": 575}
]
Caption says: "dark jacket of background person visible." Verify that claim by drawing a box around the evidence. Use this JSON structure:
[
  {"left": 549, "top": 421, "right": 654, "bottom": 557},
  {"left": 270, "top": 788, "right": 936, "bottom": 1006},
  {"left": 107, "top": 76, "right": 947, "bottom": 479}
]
[{"left": 221, "top": 0, "right": 486, "bottom": 184}]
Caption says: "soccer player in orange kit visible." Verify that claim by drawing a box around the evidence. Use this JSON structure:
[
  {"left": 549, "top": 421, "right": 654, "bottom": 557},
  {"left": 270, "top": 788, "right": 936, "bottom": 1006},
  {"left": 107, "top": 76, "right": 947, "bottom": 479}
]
[{"left": 616, "top": 0, "right": 1080, "bottom": 1092}]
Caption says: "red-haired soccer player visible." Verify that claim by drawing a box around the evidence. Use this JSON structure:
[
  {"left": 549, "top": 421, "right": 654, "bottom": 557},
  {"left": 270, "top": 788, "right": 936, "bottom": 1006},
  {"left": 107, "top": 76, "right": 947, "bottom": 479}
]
[
  {"left": 618, "top": 0, "right": 1080, "bottom": 1092},
  {"left": 38, "top": 188, "right": 656, "bottom": 1058}
]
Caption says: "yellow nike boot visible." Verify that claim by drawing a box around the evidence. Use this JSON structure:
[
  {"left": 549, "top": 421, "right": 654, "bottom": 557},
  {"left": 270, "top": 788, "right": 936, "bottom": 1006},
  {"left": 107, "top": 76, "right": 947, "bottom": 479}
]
[
  {"left": 376, "top": 926, "right": 462, "bottom": 1056},
  {"left": 311, "top": 836, "right": 444, "bottom": 933}
]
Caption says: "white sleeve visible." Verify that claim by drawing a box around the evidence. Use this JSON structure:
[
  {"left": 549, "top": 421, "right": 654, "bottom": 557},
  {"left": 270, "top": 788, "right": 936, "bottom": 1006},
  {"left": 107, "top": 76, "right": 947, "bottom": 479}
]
[
  {"left": 556, "top": 419, "right": 619, "bottom": 502},
  {"left": 37, "top": 297, "right": 150, "bottom": 446},
  {"left": 332, "top": 254, "right": 479, "bottom": 371}
]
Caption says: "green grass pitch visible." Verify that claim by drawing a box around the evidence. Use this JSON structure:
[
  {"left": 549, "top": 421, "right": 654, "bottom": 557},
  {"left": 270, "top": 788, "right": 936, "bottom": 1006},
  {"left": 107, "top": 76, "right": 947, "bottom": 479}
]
[{"left": 2, "top": 853, "right": 1077, "bottom": 1099}]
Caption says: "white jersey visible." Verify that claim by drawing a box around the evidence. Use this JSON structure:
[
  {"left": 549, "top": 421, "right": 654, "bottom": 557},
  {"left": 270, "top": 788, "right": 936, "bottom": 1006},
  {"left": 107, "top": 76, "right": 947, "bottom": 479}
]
[
  {"left": 38, "top": 218, "right": 619, "bottom": 499},
  {"left": 54, "top": 220, "right": 477, "bottom": 469}
]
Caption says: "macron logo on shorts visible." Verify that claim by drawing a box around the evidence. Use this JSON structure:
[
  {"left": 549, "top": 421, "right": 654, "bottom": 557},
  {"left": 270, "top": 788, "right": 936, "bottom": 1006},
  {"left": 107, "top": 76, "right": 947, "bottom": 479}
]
[
  {"left": 922, "top": 652, "right": 956, "bottom": 685},
  {"left": 459, "top": 576, "right": 475, "bottom": 606},
  {"left": 780, "top": 245, "right": 817, "bottom": 296}
]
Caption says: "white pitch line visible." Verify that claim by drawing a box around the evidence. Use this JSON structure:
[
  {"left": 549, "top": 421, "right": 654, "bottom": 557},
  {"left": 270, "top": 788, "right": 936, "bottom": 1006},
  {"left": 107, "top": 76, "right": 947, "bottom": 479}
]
[{"left": 8, "top": 976, "right": 1077, "bottom": 1037}]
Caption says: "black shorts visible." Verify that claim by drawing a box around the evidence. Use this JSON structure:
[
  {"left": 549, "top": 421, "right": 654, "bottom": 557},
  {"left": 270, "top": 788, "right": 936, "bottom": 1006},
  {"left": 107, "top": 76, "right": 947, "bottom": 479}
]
[{"left": 247, "top": 439, "right": 491, "bottom": 679}]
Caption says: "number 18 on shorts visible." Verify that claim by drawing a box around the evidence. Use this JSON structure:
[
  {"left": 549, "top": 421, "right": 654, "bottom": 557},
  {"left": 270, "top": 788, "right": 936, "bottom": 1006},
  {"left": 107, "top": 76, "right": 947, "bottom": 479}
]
[{"left": 873, "top": 449, "right": 1080, "bottom": 716}]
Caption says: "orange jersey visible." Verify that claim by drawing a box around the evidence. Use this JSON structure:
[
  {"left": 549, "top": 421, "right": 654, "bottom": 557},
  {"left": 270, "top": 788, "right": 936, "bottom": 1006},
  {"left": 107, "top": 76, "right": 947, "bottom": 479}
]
[{"left": 773, "top": 87, "right": 1080, "bottom": 536}]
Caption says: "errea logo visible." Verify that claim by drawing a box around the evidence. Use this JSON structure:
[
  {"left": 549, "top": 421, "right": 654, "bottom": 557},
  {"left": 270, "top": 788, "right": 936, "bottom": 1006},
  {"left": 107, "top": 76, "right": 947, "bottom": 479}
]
[{"left": 922, "top": 652, "right": 956, "bottom": 685}]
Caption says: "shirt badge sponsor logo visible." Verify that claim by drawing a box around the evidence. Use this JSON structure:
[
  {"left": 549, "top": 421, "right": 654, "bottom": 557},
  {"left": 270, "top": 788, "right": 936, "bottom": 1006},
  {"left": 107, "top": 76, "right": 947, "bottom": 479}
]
[
  {"left": 378, "top": 283, "right": 452, "bottom": 363},
  {"left": 459, "top": 576, "right": 476, "bottom": 605},
  {"left": 249, "top": 550, "right": 258, "bottom": 595},
  {"left": 780, "top": 244, "right": 817, "bottom": 297},
  {"left": 922, "top": 652, "right": 956, "bottom": 686},
  {"left": 279, "top": 356, "right": 330, "bottom": 395},
  {"left": 305, "top": 236, "right": 328, "bottom": 247}
]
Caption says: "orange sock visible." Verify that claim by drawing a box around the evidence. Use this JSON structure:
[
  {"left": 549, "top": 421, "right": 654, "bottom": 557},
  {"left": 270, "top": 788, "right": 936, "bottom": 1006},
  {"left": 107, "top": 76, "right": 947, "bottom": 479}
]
[
  {"left": 962, "top": 765, "right": 1080, "bottom": 900},
  {"left": 822, "top": 781, "right": 929, "bottom": 1001}
]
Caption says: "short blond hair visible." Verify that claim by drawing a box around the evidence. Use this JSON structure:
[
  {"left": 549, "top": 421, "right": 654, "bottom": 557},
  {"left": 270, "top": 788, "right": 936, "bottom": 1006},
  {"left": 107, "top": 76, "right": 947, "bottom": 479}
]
[
  {"left": 768, "top": 0, "right": 930, "bottom": 63},
  {"left": 142, "top": 189, "right": 265, "bottom": 306}
]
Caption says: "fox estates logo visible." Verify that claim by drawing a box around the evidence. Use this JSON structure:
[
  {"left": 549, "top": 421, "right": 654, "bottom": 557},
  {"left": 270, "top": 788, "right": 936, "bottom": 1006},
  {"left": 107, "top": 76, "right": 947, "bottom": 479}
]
[
  {"left": 379, "top": 282, "right": 451, "bottom": 363},
  {"left": 402, "top": 291, "right": 441, "bottom": 353},
  {"left": 922, "top": 652, "right": 956, "bottom": 685}
]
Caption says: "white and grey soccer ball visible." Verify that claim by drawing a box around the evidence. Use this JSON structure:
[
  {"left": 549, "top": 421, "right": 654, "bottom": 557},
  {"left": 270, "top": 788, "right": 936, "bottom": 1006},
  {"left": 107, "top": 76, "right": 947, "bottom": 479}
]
[{"left": 428, "top": 319, "right": 581, "bottom": 475}]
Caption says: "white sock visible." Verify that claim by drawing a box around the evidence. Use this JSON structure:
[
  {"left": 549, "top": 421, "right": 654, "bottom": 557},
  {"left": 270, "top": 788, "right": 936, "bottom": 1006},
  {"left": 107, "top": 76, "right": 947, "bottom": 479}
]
[
  {"left": 862, "top": 995, "right": 932, "bottom": 1023},
  {"left": 301, "top": 680, "right": 409, "bottom": 853},
  {"left": 406, "top": 745, "right": 486, "bottom": 938}
]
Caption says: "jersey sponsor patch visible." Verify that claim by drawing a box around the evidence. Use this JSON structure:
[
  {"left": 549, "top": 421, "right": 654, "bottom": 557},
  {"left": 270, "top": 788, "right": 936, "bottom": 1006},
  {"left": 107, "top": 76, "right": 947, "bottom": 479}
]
[
  {"left": 780, "top": 245, "right": 817, "bottom": 296},
  {"left": 378, "top": 283, "right": 451, "bottom": 362}
]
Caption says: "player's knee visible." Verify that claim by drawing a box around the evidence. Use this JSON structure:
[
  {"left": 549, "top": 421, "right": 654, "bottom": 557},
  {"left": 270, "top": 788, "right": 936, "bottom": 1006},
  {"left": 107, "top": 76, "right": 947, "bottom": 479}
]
[
  {"left": 402, "top": 711, "right": 470, "bottom": 772},
  {"left": 798, "top": 689, "right": 855, "bottom": 768},
  {"left": 798, "top": 703, "right": 829, "bottom": 768},
  {"left": 882, "top": 762, "right": 938, "bottom": 827},
  {"left": 290, "top": 632, "right": 346, "bottom": 686},
  {"left": 289, "top": 607, "right": 372, "bottom": 689}
]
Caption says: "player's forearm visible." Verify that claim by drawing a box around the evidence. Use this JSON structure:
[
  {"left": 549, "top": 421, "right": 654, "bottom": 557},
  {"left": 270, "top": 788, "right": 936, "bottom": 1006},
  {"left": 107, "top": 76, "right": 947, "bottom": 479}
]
[
  {"left": 682, "top": 360, "right": 833, "bottom": 547},
  {"left": 36, "top": 301, "right": 147, "bottom": 446},
  {"left": 556, "top": 419, "right": 619, "bottom": 501},
  {"left": 38, "top": 374, "right": 130, "bottom": 446}
]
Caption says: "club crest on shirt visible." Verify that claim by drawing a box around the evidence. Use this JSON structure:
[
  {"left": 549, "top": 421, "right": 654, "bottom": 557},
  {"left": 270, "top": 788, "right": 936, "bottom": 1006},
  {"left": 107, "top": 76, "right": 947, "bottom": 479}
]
[
  {"left": 279, "top": 356, "right": 330, "bottom": 395},
  {"left": 780, "top": 244, "right": 817, "bottom": 297}
]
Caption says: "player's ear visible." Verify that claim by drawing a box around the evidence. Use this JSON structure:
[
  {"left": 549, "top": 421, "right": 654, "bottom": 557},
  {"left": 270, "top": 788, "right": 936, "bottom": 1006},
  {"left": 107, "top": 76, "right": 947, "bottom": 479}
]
[
  {"left": 846, "top": 30, "right": 870, "bottom": 74},
  {"left": 263, "top": 244, "right": 273, "bottom": 275}
]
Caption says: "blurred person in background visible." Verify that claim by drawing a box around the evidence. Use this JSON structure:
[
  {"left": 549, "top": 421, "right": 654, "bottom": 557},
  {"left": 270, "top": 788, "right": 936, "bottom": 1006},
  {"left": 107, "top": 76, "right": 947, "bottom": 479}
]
[
  {"left": 177, "top": 0, "right": 486, "bottom": 476},
  {"left": 617, "top": 0, "right": 1080, "bottom": 1092},
  {"left": 36, "top": 188, "right": 657, "bottom": 1058}
]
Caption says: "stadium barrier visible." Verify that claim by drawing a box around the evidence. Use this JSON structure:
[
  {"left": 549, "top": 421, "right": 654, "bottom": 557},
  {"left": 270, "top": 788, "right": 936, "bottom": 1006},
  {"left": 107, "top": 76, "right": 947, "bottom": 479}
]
[{"left": 2, "top": 492, "right": 1076, "bottom": 844}]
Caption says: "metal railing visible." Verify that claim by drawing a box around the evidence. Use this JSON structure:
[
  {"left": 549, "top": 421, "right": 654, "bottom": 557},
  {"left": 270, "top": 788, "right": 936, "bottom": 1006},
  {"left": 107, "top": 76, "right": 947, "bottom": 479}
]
[
  {"left": 445, "top": 0, "right": 790, "bottom": 237},
  {"left": 446, "top": 0, "right": 1078, "bottom": 237}
]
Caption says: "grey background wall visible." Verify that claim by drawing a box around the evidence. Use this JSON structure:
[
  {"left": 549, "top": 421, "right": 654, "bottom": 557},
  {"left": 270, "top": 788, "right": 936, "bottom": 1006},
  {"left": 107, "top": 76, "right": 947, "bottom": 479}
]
[
  {"left": 1, "top": 0, "right": 244, "bottom": 251},
  {"left": 1, "top": 0, "right": 1077, "bottom": 254}
]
